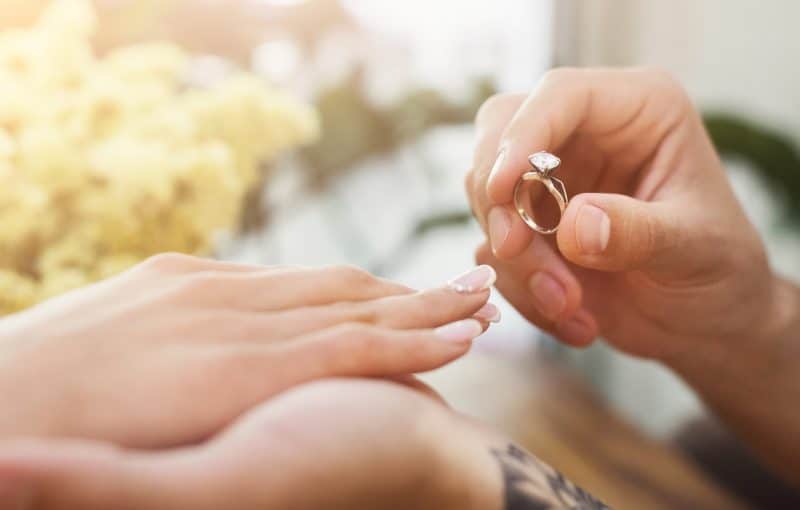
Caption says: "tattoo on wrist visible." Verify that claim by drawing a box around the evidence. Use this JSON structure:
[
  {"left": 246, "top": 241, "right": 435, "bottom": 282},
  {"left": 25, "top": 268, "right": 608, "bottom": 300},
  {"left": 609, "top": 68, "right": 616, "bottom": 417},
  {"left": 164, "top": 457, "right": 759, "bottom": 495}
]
[{"left": 492, "top": 444, "right": 609, "bottom": 510}]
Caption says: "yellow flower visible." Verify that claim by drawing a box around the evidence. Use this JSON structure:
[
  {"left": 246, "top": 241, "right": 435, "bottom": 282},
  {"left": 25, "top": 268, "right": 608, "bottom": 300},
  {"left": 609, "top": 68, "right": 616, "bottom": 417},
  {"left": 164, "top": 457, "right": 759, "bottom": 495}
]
[
  {"left": 0, "top": 270, "right": 37, "bottom": 313},
  {"left": 0, "top": 0, "right": 318, "bottom": 314}
]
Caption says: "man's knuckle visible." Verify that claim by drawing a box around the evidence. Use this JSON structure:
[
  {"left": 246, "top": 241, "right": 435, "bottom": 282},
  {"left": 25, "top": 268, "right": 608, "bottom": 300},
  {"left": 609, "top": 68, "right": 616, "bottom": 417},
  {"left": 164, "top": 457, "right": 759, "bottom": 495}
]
[
  {"left": 637, "top": 67, "right": 689, "bottom": 103},
  {"left": 638, "top": 213, "right": 663, "bottom": 264}
]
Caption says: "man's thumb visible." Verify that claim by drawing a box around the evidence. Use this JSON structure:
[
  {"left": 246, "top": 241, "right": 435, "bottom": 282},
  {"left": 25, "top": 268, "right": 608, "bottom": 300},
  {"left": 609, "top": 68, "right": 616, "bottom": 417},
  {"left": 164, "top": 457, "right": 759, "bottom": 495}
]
[{"left": 557, "top": 193, "right": 692, "bottom": 273}]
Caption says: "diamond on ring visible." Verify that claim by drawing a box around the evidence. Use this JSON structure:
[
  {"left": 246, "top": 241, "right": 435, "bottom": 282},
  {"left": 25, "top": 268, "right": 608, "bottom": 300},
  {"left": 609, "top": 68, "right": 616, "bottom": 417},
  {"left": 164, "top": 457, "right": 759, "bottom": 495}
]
[
  {"left": 514, "top": 152, "right": 568, "bottom": 235},
  {"left": 528, "top": 151, "right": 561, "bottom": 175}
]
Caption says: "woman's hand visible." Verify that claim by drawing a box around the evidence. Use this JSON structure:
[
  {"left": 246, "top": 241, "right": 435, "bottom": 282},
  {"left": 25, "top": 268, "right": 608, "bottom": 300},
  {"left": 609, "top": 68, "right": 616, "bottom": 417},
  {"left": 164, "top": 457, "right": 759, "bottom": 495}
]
[
  {"left": 0, "top": 379, "right": 606, "bottom": 510},
  {"left": 0, "top": 253, "right": 498, "bottom": 448},
  {"left": 466, "top": 67, "right": 800, "bottom": 484}
]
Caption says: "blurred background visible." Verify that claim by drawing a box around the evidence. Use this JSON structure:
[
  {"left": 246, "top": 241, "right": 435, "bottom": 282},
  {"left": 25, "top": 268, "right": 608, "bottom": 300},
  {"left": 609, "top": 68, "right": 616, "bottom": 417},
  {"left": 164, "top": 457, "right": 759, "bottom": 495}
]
[{"left": 1, "top": 1, "right": 799, "bottom": 503}]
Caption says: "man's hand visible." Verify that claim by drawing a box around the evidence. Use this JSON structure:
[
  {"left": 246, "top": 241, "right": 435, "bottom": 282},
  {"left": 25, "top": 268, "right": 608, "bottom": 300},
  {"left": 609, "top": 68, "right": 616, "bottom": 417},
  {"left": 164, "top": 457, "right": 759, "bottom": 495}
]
[
  {"left": 0, "top": 379, "right": 607, "bottom": 510},
  {"left": 466, "top": 67, "right": 775, "bottom": 357},
  {"left": 0, "top": 254, "right": 498, "bottom": 448},
  {"left": 465, "top": 67, "right": 800, "bottom": 484}
]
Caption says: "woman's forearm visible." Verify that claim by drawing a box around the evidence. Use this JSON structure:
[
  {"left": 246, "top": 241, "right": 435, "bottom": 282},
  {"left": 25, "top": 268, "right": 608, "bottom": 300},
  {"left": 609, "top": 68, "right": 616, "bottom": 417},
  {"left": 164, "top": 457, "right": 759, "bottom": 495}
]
[{"left": 671, "top": 276, "right": 800, "bottom": 486}]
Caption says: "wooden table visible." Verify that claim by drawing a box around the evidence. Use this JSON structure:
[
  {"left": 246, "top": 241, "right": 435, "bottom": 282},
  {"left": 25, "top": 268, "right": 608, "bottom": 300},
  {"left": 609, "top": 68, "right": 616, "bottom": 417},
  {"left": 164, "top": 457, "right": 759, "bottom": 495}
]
[{"left": 421, "top": 352, "right": 751, "bottom": 510}]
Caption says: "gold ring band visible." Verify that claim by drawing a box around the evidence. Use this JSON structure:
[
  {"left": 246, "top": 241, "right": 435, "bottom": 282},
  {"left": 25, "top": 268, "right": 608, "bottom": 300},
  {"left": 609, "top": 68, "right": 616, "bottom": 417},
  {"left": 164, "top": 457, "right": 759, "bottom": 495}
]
[{"left": 513, "top": 152, "right": 568, "bottom": 235}]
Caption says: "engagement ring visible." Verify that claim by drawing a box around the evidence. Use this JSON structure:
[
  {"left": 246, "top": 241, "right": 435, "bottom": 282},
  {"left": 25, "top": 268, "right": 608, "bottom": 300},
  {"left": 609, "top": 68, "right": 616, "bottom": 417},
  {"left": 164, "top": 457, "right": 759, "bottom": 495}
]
[{"left": 513, "top": 151, "right": 568, "bottom": 235}]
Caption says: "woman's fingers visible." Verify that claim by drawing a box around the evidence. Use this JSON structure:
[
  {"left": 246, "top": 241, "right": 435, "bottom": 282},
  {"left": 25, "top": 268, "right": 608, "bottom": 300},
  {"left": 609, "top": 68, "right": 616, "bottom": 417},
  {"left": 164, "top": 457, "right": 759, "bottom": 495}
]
[
  {"left": 289, "top": 265, "right": 496, "bottom": 332},
  {"left": 188, "top": 320, "right": 485, "bottom": 435},
  {"left": 243, "top": 265, "right": 414, "bottom": 310},
  {"left": 265, "top": 320, "right": 484, "bottom": 381},
  {"left": 137, "top": 255, "right": 416, "bottom": 312},
  {"left": 473, "top": 302, "right": 502, "bottom": 325},
  {"left": 259, "top": 285, "right": 493, "bottom": 342},
  {"left": 346, "top": 282, "right": 494, "bottom": 330},
  {"left": 164, "top": 264, "right": 414, "bottom": 313},
  {"left": 200, "top": 266, "right": 496, "bottom": 344}
]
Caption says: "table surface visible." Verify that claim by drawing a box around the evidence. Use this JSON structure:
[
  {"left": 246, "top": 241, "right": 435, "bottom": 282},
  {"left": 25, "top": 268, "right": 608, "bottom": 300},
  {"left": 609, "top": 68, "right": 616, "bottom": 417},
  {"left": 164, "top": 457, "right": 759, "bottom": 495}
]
[{"left": 421, "top": 352, "right": 751, "bottom": 510}]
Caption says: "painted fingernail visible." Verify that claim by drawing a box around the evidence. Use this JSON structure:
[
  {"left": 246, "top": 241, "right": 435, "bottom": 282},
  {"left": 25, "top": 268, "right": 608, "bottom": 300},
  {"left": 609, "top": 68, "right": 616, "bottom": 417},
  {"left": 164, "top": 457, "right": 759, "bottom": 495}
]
[
  {"left": 528, "top": 272, "right": 566, "bottom": 320},
  {"left": 474, "top": 303, "right": 502, "bottom": 323},
  {"left": 488, "top": 207, "right": 511, "bottom": 254},
  {"left": 436, "top": 319, "right": 483, "bottom": 343},
  {"left": 576, "top": 204, "right": 611, "bottom": 254},
  {"left": 556, "top": 315, "right": 596, "bottom": 345},
  {"left": 448, "top": 265, "right": 496, "bottom": 294},
  {"left": 487, "top": 147, "right": 507, "bottom": 189}
]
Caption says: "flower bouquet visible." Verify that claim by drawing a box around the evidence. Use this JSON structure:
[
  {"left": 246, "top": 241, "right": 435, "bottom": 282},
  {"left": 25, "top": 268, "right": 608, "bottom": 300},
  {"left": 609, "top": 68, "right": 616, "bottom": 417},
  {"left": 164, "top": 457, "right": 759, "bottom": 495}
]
[{"left": 0, "top": 0, "right": 318, "bottom": 313}]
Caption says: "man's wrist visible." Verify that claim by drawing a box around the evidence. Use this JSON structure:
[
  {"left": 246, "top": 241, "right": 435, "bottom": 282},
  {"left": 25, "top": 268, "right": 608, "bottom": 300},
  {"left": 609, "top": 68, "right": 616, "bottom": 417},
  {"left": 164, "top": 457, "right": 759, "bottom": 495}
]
[
  {"left": 740, "top": 275, "right": 800, "bottom": 363},
  {"left": 667, "top": 275, "right": 800, "bottom": 484},
  {"left": 762, "top": 276, "right": 800, "bottom": 356}
]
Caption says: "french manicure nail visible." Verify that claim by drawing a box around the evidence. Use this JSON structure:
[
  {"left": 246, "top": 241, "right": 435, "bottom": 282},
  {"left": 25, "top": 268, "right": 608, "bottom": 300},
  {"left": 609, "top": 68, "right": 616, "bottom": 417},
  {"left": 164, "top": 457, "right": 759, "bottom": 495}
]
[
  {"left": 436, "top": 319, "right": 483, "bottom": 343},
  {"left": 487, "top": 147, "right": 507, "bottom": 187},
  {"left": 528, "top": 272, "right": 567, "bottom": 320},
  {"left": 448, "top": 265, "right": 497, "bottom": 294},
  {"left": 576, "top": 204, "right": 611, "bottom": 254},
  {"left": 488, "top": 207, "right": 511, "bottom": 255},
  {"left": 475, "top": 303, "right": 502, "bottom": 323}
]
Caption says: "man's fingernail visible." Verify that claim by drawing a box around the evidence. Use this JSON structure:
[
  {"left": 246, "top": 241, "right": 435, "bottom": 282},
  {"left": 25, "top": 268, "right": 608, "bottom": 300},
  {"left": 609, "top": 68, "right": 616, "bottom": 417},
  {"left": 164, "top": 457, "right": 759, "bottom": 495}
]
[
  {"left": 556, "top": 315, "right": 595, "bottom": 345},
  {"left": 488, "top": 207, "right": 511, "bottom": 255},
  {"left": 448, "top": 265, "right": 496, "bottom": 294},
  {"left": 475, "top": 303, "right": 502, "bottom": 323},
  {"left": 487, "top": 147, "right": 507, "bottom": 189},
  {"left": 436, "top": 319, "right": 483, "bottom": 343},
  {"left": 528, "top": 272, "right": 567, "bottom": 320},
  {"left": 576, "top": 204, "right": 611, "bottom": 255}
]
